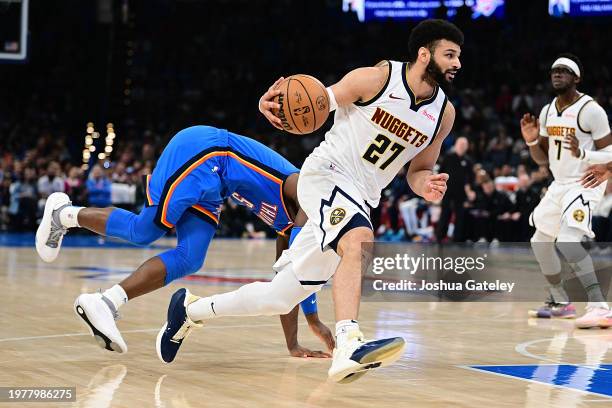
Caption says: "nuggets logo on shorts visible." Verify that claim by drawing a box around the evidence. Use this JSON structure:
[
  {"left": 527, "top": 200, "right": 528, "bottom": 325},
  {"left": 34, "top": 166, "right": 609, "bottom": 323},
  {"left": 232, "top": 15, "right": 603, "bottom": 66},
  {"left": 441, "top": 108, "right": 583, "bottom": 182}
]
[
  {"left": 573, "top": 209, "right": 585, "bottom": 222},
  {"left": 330, "top": 208, "right": 346, "bottom": 226}
]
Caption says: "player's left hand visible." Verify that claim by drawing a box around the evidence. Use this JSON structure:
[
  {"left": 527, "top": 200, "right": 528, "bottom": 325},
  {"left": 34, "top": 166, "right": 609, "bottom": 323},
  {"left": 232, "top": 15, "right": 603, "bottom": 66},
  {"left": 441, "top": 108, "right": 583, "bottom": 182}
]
[
  {"left": 422, "top": 173, "right": 449, "bottom": 202},
  {"left": 308, "top": 319, "right": 335, "bottom": 353},
  {"left": 563, "top": 134, "right": 580, "bottom": 158},
  {"left": 581, "top": 164, "right": 611, "bottom": 188}
]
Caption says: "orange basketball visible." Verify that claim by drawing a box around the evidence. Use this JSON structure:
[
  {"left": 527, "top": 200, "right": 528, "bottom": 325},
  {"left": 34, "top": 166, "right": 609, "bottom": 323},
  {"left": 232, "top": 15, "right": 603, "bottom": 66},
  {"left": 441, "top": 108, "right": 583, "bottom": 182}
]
[{"left": 272, "top": 74, "right": 330, "bottom": 135}]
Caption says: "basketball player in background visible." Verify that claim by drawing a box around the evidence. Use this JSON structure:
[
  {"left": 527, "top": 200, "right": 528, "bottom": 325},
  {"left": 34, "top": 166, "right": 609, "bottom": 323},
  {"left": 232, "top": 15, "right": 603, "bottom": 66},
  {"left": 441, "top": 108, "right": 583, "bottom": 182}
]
[
  {"left": 520, "top": 54, "right": 612, "bottom": 328},
  {"left": 36, "top": 125, "right": 333, "bottom": 358},
  {"left": 158, "top": 19, "right": 461, "bottom": 383}
]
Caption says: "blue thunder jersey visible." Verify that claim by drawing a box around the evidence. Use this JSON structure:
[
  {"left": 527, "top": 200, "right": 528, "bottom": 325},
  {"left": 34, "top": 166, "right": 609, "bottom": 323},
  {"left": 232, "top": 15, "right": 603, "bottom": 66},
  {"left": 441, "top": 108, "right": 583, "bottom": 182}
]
[{"left": 144, "top": 126, "right": 299, "bottom": 234}]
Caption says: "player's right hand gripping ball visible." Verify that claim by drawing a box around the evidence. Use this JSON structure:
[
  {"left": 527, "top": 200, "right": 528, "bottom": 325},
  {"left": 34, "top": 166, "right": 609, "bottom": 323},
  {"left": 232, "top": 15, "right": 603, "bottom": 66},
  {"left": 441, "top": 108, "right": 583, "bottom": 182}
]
[{"left": 272, "top": 75, "right": 330, "bottom": 135}]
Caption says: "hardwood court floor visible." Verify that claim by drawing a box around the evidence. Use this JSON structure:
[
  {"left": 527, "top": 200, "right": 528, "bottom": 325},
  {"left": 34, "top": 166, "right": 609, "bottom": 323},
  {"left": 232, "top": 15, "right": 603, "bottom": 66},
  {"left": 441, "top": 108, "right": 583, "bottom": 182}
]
[{"left": 0, "top": 237, "right": 611, "bottom": 407}]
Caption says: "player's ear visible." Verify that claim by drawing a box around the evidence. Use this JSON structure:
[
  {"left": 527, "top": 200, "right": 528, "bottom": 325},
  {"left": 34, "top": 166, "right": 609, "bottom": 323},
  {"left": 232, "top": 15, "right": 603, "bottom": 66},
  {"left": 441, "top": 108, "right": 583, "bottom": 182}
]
[{"left": 418, "top": 46, "right": 430, "bottom": 64}]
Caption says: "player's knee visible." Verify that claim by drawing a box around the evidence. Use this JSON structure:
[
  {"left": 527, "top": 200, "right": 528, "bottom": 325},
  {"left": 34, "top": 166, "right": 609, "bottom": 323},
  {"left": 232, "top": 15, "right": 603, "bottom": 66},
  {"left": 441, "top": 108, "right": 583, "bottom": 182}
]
[
  {"left": 556, "top": 227, "right": 587, "bottom": 263},
  {"left": 335, "top": 214, "right": 373, "bottom": 256},
  {"left": 269, "top": 299, "right": 296, "bottom": 315},
  {"left": 162, "top": 247, "right": 205, "bottom": 284},
  {"left": 530, "top": 229, "right": 555, "bottom": 243},
  {"left": 250, "top": 296, "right": 295, "bottom": 315},
  {"left": 129, "top": 229, "right": 160, "bottom": 246}
]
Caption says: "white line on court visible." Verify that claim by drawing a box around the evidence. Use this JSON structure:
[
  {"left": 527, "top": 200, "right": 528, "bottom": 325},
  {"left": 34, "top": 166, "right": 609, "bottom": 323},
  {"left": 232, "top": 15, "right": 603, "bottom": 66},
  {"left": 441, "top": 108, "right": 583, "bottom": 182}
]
[
  {"left": 515, "top": 335, "right": 611, "bottom": 370},
  {"left": 457, "top": 365, "right": 612, "bottom": 400}
]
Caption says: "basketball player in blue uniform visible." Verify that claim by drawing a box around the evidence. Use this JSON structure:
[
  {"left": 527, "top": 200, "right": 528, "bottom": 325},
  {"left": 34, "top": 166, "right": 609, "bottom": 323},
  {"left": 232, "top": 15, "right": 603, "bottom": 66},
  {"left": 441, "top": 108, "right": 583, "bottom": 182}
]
[{"left": 36, "top": 125, "right": 333, "bottom": 357}]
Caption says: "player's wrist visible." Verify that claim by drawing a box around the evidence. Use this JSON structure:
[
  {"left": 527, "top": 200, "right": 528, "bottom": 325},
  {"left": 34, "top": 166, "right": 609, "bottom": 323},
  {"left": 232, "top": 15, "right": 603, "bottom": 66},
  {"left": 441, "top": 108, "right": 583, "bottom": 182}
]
[{"left": 525, "top": 139, "right": 539, "bottom": 147}]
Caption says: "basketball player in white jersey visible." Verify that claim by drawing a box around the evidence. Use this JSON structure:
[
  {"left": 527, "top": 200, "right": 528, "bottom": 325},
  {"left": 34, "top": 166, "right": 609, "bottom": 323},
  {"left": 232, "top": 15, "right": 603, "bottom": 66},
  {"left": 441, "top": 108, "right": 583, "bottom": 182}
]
[
  {"left": 520, "top": 54, "right": 612, "bottom": 328},
  {"left": 156, "top": 19, "right": 462, "bottom": 382}
]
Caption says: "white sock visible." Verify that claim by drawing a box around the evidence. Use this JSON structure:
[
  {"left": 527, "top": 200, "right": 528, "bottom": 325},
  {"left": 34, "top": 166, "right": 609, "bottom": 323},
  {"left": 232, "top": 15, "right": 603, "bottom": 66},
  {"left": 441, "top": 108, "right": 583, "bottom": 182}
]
[
  {"left": 587, "top": 301, "right": 609, "bottom": 310},
  {"left": 187, "top": 296, "right": 217, "bottom": 321},
  {"left": 335, "top": 319, "right": 360, "bottom": 348},
  {"left": 102, "top": 284, "right": 128, "bottom": 310},
  {"left": 59, "top": 206, "right": 84, "bottom": 228}
]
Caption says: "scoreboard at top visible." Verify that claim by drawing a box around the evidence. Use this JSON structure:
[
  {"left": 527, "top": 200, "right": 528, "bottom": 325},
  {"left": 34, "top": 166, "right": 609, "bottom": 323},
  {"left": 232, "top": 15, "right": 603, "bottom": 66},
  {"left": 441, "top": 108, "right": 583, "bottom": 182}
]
[
  {"left": 0, "top": 0, "right": 28, "bottom": 62},
  {"left": 342, "top": 0, "right": 504, "bottom": 22}
]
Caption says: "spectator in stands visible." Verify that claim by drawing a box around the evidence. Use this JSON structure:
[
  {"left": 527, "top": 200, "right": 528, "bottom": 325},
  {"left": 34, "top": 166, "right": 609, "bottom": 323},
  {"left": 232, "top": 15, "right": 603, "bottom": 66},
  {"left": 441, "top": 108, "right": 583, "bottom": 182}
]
[
  {"left": 592, "top": 182, "right": 612, "bottom": 245},
  {"left": 37, "top": 161, "right": 65, "bottom": 199},
  {"left": 512, "top": 173, "right": 540, "bottom": 241},
  {"left": 465, "top": 177, "right": 514, "bottom": 242},
  {"left": 65, "top": 166, "right": 87, "bottom": 206},
  {"left": 436, "top": 137, "right": 473, "bottom": 242},
  {"left": 512, "top": 85, "right": 534, "bottom": 117},
  {"left": 0, "top": 175, "right": 11, "bottom": 230},
  {"left": 8, "top": 167, "right": 38, "bottom": 231},
  {"left": 86, "top": 164, "right": 111, "bottom": 207}
]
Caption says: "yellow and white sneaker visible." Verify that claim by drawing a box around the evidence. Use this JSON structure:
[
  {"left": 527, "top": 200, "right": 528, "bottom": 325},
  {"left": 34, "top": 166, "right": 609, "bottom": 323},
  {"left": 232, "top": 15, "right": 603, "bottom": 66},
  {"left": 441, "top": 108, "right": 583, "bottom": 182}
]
[{"left": 328, "top": 330, "right": 406, "bottom": 383}]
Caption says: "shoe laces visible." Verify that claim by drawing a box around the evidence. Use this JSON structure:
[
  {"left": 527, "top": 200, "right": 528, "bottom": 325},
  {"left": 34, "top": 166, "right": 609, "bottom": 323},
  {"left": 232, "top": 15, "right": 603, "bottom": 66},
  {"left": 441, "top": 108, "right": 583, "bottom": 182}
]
[
  {"left": 46, "top": 223, "right": 67, "bottom": 248},
  {"left": 171, "top": 317, "right": 201, "bottom": 342},
  {"left": 98, "top": 291, "right": 121, "bottom": 320}
]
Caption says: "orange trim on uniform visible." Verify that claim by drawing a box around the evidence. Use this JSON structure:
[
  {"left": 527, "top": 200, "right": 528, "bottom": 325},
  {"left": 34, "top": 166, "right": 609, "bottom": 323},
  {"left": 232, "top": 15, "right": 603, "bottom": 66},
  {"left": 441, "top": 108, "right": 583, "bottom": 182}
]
[
  {"left": 191, "top": 204, "right": 220, "bottom": 224},
  {"left": 226, "top": 151, "right": 294, "bottom": 226},
  {"left": 145, "top": 174, "right": 153, "bottom": 206},
  {"left": 277, "top": 223, "right": 294, "bottom": 237},
  {"left": 278, "top": 179, "right": 293, "bottom": 223},
  {"left": 226, "top": 152, "right": 282, "bottom": 184},
  {"left": 159, "top": 151, "right": 226, "bottom": 229},
  {"left": 159, "top": 149, "right": 294, "bottom": 230}
]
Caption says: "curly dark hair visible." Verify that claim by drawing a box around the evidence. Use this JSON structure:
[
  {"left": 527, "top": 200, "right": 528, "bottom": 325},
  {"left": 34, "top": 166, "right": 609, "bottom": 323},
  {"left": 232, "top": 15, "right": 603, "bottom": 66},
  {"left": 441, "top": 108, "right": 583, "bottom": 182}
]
[
  {"left": 408, "top": 19, "right": 464, "bottom": 62},
  {"left": 555, "top": 53, "right": 584, "bottom": 78}
]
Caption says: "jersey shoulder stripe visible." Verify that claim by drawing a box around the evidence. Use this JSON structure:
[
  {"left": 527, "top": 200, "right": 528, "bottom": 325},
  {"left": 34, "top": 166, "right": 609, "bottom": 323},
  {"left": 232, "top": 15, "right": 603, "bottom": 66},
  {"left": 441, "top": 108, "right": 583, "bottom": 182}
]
[
  {"left": 576, "top": 98, "right": 596, "bottom": 134},
  {"left": 355, "top": 60, "right": 392, "bottom": 107}
]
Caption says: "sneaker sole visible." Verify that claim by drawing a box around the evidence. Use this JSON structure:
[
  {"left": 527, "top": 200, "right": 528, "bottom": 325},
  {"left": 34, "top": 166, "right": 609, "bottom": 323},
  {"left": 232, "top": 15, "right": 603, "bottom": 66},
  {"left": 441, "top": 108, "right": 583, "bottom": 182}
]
[
  {"left": 357, "top": 337, "right": 406, "bottom": 367},
  {"left": 74, "top": 299, "right": 126, "bottom": 353},
  {"left": 527, "top": 311, "right": 576, "bottom": 319},
  {"left": 331, "top": 338, "right": 406, "bottom": 383},
  {"left": 338, "top": 370, "right": 368, "bottom": 384},
  {"left": 156, "top": 322, "right": 170, "bottom": 364},
  {"left": 576, "top": 322, "right": 612, "bottom": 329}
]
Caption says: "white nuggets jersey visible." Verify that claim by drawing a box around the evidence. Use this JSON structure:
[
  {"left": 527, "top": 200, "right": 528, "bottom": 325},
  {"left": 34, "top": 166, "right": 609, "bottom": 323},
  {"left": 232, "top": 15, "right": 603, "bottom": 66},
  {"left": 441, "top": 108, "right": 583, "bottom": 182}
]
[
  {"left": 539, "top": 94, "right": 609, "bottom": 183},
  {"left": 311, "top": 60, "right": 448, "bottom": 207}
]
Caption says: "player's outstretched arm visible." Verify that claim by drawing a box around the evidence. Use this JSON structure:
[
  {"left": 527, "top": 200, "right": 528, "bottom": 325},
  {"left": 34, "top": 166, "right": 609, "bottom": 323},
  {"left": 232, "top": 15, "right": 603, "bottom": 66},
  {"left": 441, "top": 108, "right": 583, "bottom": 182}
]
[{"left": 407, "top": 103, "right": 454, "bottom": 202}]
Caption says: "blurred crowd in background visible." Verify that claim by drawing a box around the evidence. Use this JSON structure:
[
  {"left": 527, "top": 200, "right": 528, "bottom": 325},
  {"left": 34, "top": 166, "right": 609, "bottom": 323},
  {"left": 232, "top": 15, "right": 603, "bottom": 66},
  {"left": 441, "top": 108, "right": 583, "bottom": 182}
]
[{"left": 0, "top": 0, "right": 611, "bottom": 243}]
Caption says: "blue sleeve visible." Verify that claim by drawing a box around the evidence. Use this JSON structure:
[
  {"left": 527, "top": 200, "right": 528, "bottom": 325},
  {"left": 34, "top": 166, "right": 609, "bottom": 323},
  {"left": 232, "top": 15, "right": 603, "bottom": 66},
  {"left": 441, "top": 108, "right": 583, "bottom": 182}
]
[
  {"left": 300, "top": 293, "right": 318, "bottom": 315},
  {"left": 290, "top": 226, "right": 318, "bottom": 316}
]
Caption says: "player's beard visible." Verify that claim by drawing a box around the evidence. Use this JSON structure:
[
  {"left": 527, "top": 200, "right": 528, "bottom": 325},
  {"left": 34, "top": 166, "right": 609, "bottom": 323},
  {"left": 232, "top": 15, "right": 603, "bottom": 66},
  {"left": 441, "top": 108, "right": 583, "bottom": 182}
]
[
  {"left": 423, "top": 58, "right": 454, "bottom": 93},
  {"left": 552, "top": 82, "right": 572, "bottom": 95}
]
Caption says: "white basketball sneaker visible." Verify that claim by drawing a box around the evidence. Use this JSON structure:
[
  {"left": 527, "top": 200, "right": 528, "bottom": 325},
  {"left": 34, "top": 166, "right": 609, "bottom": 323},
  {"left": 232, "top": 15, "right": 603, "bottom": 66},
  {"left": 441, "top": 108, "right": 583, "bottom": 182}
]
[
  {"left": 575, "top": 306, "right": 612, "bottom": 329},
  {"left": 35, "top": 192, "right": 72, "bottom": 262},
  {"left": 328, "top": 330, "right": 406, "bottom": 383},
  {"left": 74, "top": 293, "right": 128, "bottom": 353}
]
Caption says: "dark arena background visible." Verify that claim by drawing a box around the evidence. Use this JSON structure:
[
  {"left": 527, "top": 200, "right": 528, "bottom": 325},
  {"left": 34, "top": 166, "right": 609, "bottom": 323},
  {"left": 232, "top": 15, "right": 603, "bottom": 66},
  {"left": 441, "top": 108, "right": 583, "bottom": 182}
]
[{"left": 0, "top": 1, "right": 611, "bottom": 407}]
